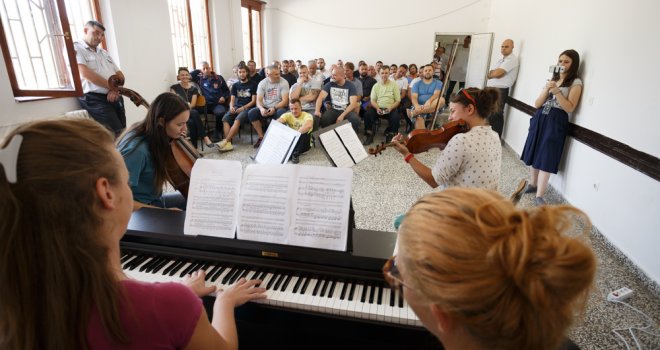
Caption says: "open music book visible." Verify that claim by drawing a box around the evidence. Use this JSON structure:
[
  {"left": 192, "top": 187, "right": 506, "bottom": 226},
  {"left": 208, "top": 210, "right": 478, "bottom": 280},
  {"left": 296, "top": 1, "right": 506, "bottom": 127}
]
[
  {"left": 183, "top": 159, "right": 353, "bottom": 251},
  {"left": 315, "top": 120, "right": 368, "bottom": 168},
  {"left": 254, "top": 120, "right": 300, "bottom": 164}
]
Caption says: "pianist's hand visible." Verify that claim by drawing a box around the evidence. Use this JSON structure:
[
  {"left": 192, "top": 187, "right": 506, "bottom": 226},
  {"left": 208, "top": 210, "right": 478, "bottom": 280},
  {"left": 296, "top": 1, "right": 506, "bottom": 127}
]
[
  {"left": 216, "top": 278, "right": 267, "bottom": 308},
  {"left": 184, "top": 270, "right": 217, "bottom": 297}
]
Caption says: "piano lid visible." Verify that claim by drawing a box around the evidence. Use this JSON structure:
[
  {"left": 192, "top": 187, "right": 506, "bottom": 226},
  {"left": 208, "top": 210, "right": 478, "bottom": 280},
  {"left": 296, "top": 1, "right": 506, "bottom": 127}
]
[{"left": 123, "top": 208, "right": 398, "bottom": 273}]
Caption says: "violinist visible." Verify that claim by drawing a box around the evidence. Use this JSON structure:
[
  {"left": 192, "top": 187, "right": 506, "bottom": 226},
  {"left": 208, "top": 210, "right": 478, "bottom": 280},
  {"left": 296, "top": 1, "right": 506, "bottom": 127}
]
[
  {"left": 116, "top": 92, "right": 190, "bottom": 211},
  {"left": 391, "top": 87, "right": 502, "bottom": 190}
]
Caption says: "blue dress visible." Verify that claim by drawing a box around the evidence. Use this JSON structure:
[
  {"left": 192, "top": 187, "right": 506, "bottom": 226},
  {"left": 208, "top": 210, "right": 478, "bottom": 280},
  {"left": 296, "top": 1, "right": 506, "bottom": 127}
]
[{"left": 521, "top": 78, "right": 582, "bottom": 174}]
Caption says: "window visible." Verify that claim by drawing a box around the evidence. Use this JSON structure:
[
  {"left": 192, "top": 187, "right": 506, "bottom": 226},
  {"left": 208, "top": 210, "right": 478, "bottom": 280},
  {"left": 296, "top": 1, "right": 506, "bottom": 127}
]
[
  {"left": 241, "top": 0, "right": 262, "bottom": 68},
  {"left": 0, "top": 0, "right": 101, "bottom": 98},
  {"left": 167, "top": 0, "right": 212, "bottom": 72}
]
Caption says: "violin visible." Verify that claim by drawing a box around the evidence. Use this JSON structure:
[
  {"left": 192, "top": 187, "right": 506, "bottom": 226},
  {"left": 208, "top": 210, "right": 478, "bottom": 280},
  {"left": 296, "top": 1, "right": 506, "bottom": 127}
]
[
  {"left": 108, "top": 75, "right": 150, "bottom": 108},
  {"left": 368, "top": 120, "right": 469, "bottom": 156},
  {"left": 166, "top": 136, "right": 203, "bottom": 198}
]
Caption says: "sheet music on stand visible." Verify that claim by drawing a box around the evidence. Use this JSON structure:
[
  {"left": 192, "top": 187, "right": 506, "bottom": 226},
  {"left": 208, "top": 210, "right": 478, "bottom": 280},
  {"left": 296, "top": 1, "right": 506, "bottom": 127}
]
[
  {"left": 314, "top": 120, "right": 368, "bottom": 167},
  {"left": 254, "top": 121, "right": 300, "bottom": 164}
]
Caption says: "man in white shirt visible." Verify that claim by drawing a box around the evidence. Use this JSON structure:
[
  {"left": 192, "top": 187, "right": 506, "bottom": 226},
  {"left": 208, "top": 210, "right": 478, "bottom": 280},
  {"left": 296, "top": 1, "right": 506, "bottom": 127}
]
[
  {"left": 317, "top": 57, "right": 331, "bottom": 80},
  {"left": 74, "top": 20, "right": 126, "bottom": 135},
  {"left": 486, "top": 39, "right": 519, "bottom": 138}
]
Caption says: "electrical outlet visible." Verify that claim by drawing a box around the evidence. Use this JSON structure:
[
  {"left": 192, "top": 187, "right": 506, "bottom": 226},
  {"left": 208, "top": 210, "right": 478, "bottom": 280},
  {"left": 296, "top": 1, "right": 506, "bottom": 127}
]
[{"left": 593, "top": 182, "right": 600, "bottom": 192}]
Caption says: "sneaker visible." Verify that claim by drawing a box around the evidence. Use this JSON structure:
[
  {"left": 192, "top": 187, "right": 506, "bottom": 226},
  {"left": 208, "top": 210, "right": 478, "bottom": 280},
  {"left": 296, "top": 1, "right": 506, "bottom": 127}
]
[
  {"left": 291, "top": 152, "right": 300, "bottom": 164},
  {"left": 216, "top": 139, "right": 228, "bottom": 149},
  {"left": 363, "top": 133, "right": 374, "bottom": 145},
  {"left": 218, "top": 141, "right": 233, "bottom": 152},
  {"left": 253, "top": 137, "right": 263, "bottom": 148},
  {"left": 524, "top": 184, "right": 537, "bottom": 194},
  {"left": 534, "top": 197, "right": 546, "bottom": 206}
]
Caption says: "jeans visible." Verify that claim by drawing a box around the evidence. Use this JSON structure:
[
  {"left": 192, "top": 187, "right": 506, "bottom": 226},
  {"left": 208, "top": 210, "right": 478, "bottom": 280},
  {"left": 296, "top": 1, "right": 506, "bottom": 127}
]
[
  {"left": 320, "top": 109, "right": 361, "bottom": 132},
  {"left": 364, "top": 108, "right": 400, "bottom": 135},
  {"left": 78, "top": 92, "right": 126, "bottom": 135}
]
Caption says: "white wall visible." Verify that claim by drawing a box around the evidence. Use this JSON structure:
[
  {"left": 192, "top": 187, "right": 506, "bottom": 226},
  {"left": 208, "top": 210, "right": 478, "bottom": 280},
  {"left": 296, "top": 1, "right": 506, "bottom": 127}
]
[
  {"left": 488, "top": 0, "right": 660, "bottom": 282},
  {"left": 263, "top": 0, "right": 492, "bottom": 66}
]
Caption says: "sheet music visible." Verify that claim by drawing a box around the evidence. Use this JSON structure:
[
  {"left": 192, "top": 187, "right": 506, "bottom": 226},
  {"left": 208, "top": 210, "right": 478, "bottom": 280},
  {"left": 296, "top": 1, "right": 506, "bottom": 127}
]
[
  {"left": 184, "top": 159, "right": 242, "bottom": 238},
  {"left": 289, "top": 166, "right": 353, "bottom": 251},
  {"left": 254, "top": 121, "right": 300, "bottom": 164},
  {"left": 334, "top": 122, "right": 368, "bottom": 164},
  {"left": 318, "top": 130, "right": 355, "bottom": 168},
  {"left": 237, "top": 165, "right": 293, "bottom": 243}
]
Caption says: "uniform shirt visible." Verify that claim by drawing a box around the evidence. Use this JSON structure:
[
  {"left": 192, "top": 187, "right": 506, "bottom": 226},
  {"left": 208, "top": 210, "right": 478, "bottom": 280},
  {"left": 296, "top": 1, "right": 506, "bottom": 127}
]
[
  {"left": 432, "top": 125, "right": 501, "bottom": 191},
  {"left": 486, "top": 54, "right": 519, "bottom": 89},
  {"left": 199, "top": 74, "right": 230, "bottom": 104},
  {"left": 74, "top": 40, "right": 120, "bottom": 94},
  {"left": 257, "top": 78, "right": 290, "bottom": 108},
  {"left": 279, "top": 111, "right": 313, "bottom": 132},
  {"left": 370, "top": 80, "right": 401, "bottom": 109},
  {"left": 87, "top": 280, "right": 202, "bottom": 349}
]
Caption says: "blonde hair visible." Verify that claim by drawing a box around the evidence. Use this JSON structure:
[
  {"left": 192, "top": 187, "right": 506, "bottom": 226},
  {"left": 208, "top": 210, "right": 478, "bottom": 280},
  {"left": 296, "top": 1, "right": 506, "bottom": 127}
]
[
  {"left": 0, "top": 119, "right": 127, "bottom": 349},
  {"left": 398, "top": 188, "right": 595, "bottom": 350}
]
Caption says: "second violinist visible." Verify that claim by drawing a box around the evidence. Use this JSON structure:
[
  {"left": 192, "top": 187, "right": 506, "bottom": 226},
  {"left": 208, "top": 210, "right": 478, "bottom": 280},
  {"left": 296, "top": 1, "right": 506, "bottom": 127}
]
[{"left": 391, "top": 87, "right": 502, "bottom": 190}]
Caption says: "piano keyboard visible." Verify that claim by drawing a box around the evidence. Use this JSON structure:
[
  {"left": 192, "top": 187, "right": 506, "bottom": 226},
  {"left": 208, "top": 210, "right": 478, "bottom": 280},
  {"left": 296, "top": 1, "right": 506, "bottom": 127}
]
[{"left": 121, "top": 251, "right": 422, "bottom": 327}]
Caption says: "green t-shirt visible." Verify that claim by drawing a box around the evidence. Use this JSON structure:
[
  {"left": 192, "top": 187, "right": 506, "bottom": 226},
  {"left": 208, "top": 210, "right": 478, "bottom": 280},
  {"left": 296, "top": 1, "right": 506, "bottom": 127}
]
[{"left": 370, "top": 80, "right": 401, "bottom": 109}]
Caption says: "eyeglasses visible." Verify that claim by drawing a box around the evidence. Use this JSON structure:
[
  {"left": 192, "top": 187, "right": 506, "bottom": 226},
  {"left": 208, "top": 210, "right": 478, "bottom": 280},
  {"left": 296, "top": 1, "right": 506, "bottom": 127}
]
[{"left": 382, "top": 255, "right": 413, "bottom": 292}]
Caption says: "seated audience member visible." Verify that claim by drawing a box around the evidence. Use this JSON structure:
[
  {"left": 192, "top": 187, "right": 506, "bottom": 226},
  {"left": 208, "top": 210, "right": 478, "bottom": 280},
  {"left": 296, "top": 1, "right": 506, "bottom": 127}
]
[
  {"left": 392, "top": 65, "right": 410, "bottom": 103},
  {"left": 277, "top": 99, "right": 313, "bottom": 164},
  {"left": 307, "top": 59, "right": 325, "bottom": 83},
  {"left": 216, "top": 64, "right": 258, "bottom": 152},
  {"left": 364, "top": 66, "right": 401, "bottom": 145},
  {"left": 0, "top": 118, "right": 266, "bottom": 349},
  {"left": 170, "top": 67, "right": 213, "bottom": 149},
  {"left": 288, "top": 59, "right": 299, "bottom": 78},
  {"left": 198, "top": 61, "right": 230, "bottom": 141},
  {"left": 289, "top": 64, "right": 322, "bottom": 130},
  {"left": 117, "top": 93, "right": 193, "bottom": 210},
  {"left": 247, "top": 60, "right": 263, "bottom": 85},
  {"left": 317, "top": 57, "right": 331, "bottom": 80},
  {"left": 295, "top": 59, "right": 302, "bottom": 74},
  {"left": 248, "top": 65, "right": 290, "bottom": 148},
  {"left": 344, "top": 62, "right": 363, "bottom": 106},
  {"left": 280, "top": 60, "right": 297, "bottom": 87},
  {"left": 368, "top": 65, "right": 378, "bottom": 79},
  {"left": 226, "top": 65, "right": 240, "bottom": 90},
  {"left": 407, "top": 63, "right": 419, "bottom": 83},
  {"left": 315, "top": 66, "right": 360, "bottom": 132},
  {"left": 408, "top": 64, "right": 445, "bottom": 130},
  {"left": 356, "top": 63, "right": 377, "bottom": 115},
  {"left": 389, "top": 187, "right": 595, "bottom": 350}
]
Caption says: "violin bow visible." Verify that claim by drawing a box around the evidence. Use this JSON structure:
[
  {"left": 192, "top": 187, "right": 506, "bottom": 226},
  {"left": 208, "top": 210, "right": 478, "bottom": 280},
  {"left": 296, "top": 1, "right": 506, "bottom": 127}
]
[
  {"left": 430, "top": 39, "right": 459, "bottom": 130},
  {"left": 108, "top": 75, "right": 150, "bottom": 109}
]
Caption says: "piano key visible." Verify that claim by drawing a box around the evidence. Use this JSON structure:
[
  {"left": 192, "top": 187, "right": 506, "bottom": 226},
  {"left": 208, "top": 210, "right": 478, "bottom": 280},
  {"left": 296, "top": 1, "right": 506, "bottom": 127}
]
[
  {"left": 292, "top": 275, "right": 304, "bottom": 294},
  {"left": 369, "top": 285, "right": 380, "bottom": 320}
]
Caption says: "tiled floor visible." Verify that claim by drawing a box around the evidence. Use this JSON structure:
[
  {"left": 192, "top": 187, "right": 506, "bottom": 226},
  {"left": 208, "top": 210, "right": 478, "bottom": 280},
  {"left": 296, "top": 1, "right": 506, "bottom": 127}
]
[{"left": 198, "top": 124, "right": 659, "bottom": 349}]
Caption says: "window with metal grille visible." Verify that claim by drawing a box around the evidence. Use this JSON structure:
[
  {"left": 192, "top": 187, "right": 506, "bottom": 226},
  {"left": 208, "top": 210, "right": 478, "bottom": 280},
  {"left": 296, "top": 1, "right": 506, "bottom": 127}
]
[
  {"left": 0, "top": 0, "right": 101, "bottom": 98},
  {"left": 241, "top": 0, "right": 262, "bottom": 68},
  {"left": 167, "top": 0, "right": 212, "bottom": 72}
]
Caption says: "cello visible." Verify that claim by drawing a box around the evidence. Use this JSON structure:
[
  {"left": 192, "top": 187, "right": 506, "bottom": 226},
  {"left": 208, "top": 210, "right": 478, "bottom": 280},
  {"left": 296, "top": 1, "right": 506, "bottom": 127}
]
[{"left": 108, "top": 75, "right": 202, "bottom": 198}]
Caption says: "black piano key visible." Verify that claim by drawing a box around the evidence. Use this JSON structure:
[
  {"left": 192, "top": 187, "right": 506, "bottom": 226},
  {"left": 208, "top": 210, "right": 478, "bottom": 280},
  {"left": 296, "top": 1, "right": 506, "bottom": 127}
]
[
  {"left": 312, "top": 278, "right": 324, "bottom": 296},
  {"left": 339, "top": 282, "right": 349, "bottom": 300},
  {"left": 319, "top": 279, "right": 329, "bottom": 297},
  {"left": 377, "top": 283, "right": 384, "bottom": 305},
  {"left": 205, "top": 265, "right": 221, "bottom": 281},
  {"left": 225, "top": 268, "right": 241, "bottom": 285},
  {"left": 160, "top": 260, "right": 179, "bottom": 275},
  {"left": 292, "top": 275, "right": 304, "bottom": 293},
  {"left": 120, "top": 255, "right": 137, "bottom": 269},
  {"left": 369, "top": 284, "right": 377, "bottom": 304},
  {"left": 180, "top": 261, "right": 200, "bottom": 277},
  {"left": 122, "top": 254, "right": 142, "bottom": 269},
  {"left": 327, "top": 280, "right": 337, "bottom": 298},
  {"left": 266, "top": 274, "right": 281, "bottom": 290},
  {"left": 279, "top": 274, "right": 292, "bottom": 291},
  {"left": 273, "top": 273, "right": 286, "bottom": 290},
  {"left": 398, "top": 290, "right": 404, "bottom": 308},
  {"left": 143, "top": 257, "right": 164, "bottom": 272},
  {"left": 208, "top": 265, "right": 224, "bottom": 282},
  {"left": 231, "top": 268, "right": 249, "bottom": 284},
  {"left": 222, "top": 267, "right": 239, "bottom": 284},
  {"left": 197, "top": 262, "right": 210, "bottom": 272},
  {"left": 389, "top": 286, "right": 395, "bottom": 307},
  {"left": 168, "top": 260, "right": 188, "bottom": 276},
  {"left": 360, "top": 284, "right": 369, "bottom": 303},
  {"left": 348, "top": 282, "right": 356, "bottom": 301},
  {"left": 120, "top": 253, "right": 133, "bottom": 264},
  {"left": 127, "top": 255, "right": 149, "bottom": 270}
]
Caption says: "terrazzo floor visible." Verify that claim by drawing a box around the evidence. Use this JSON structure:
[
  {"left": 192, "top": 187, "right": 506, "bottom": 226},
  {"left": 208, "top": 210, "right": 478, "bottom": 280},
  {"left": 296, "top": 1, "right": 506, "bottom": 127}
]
[{"left": 195, "top": 121, "right": 659, "bottom": 349}]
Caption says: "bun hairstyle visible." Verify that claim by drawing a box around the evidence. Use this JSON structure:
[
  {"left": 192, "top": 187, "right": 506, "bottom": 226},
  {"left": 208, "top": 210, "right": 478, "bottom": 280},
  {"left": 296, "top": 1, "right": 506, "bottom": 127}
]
[
  {"left": 0, "top": 119, "right": 127, "bottom": 348},
  {"left": 450, "top": 87, "right": 501, "bottom": 119},
  {"left": 398, "top": 188, "right": 596, "bottom": 350}
]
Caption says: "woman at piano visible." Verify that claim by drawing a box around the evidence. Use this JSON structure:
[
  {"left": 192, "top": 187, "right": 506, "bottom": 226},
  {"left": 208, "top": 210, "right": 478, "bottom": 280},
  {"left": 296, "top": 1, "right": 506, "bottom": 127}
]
[
  {"left": 391, "top": 87, "right": 502, "bottom": 191},
  {"left": 385, "top": 187, "right": 595, "bottom": 350},
  {"left": 116, "top": 92, "right": 190, "bottom": 211},
  {"left": 0, "top": 118, "right": 266, "bottom": 349}
]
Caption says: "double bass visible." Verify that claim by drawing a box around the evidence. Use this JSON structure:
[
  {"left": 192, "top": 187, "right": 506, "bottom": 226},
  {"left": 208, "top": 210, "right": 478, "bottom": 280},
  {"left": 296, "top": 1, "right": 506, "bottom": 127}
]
[{"left": 108, "top": 75, "right": 202, "bottom": 197}]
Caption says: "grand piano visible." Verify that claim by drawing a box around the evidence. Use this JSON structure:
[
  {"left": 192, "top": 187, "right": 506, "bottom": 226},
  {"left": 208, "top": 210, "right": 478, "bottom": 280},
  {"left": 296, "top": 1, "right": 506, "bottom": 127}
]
[{"left": 121, "top": 208, "right": 440, "bottom": 349}]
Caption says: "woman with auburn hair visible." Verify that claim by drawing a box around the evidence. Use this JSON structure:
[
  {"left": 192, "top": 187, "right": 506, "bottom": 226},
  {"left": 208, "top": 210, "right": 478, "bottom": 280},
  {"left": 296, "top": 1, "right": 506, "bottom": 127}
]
[
  {"left": 117, "top": 92, "right": 192, "bottom": 210},
  {"left": 384, "top": 187, "right": 595, "bottom": 350},
  {"left": 0, "top": 118, "right": 265, "bottom": 349},
  {"left": 521, "top": 49, "right": 583, "bottom": 205}
]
